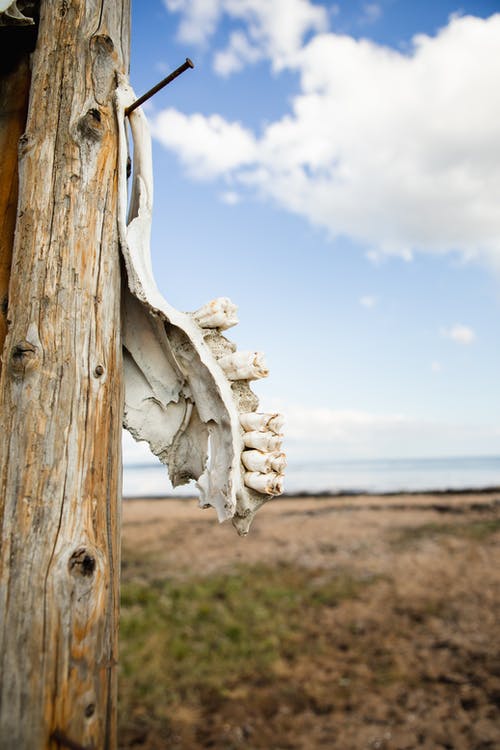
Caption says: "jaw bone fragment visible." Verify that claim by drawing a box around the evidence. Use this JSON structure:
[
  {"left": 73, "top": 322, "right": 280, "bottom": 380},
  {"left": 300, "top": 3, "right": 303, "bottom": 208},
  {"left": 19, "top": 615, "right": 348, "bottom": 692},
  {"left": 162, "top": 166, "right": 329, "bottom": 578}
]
[
  {"left": 218, "top": 351, "right": 269, "bottom": 381},
  {"left": 193, "top": 298, "right": 238, "bottom": 330},
  {"left": 115, "top": 76, "right": 285, "bottom": 534},
  {"left": 244, "top": 472, "right": 284, "bottom": 496},
  {"left": 240, "top": 412, "right": 284, "bottom": 435}
]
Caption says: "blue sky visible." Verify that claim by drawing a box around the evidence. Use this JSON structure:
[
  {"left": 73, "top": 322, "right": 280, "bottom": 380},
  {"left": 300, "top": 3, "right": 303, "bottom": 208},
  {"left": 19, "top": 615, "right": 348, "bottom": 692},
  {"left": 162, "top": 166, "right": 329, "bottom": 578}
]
[{"left": 124, "top": 0, "right": 500, "bottom": 469}]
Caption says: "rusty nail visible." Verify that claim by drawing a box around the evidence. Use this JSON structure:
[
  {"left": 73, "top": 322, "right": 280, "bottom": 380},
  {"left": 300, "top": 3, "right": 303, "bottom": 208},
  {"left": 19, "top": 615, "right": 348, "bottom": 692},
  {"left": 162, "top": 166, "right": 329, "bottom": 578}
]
[{"left": 125, "top": 58, "right": 194, "bottom": 116}]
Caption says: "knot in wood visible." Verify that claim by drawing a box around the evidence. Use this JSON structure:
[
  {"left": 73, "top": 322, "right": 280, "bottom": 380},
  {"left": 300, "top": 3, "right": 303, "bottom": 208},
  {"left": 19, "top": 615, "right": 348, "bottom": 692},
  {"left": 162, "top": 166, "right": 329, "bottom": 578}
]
[
  {"left": 77, "top": 108, "right": 104, "bottom": 142},
  {"left": 9, "top": 339, "right": 38, "bottom": 376},
  {"left": 18, "top": 132, "right": 32, "bottom": 157},
  {"left": 84, "top": 703, "right": 95, "bottom": 718},
  {"left": 69, "top": 548, "right": 96, "bottom": 578},
  {"left": 91, "top": 33, "right": 114, "bottom": 55}
]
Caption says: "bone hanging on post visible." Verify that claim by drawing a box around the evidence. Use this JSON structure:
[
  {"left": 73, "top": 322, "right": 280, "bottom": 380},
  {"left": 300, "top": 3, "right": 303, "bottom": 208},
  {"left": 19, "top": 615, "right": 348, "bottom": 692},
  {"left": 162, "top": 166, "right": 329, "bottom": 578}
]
[
  {"left": 115, "top": 75, "right": 287, "bottom": 534},
  {"left": 125, "top": 58, "right": 194, "bottom": 116}
]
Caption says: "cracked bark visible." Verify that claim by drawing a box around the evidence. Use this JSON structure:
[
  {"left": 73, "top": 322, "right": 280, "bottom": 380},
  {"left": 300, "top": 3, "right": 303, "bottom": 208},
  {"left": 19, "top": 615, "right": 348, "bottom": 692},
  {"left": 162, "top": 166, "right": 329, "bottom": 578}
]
[{"left": 0, "top": 1, "right": 130, "bottom": 748}]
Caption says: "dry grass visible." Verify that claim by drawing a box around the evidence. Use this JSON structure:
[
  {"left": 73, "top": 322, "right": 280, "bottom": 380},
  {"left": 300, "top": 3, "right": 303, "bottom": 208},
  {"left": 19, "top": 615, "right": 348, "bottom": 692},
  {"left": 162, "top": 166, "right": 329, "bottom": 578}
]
[{"left": 118, "top": 493, "right": 500, "bottom": 749}]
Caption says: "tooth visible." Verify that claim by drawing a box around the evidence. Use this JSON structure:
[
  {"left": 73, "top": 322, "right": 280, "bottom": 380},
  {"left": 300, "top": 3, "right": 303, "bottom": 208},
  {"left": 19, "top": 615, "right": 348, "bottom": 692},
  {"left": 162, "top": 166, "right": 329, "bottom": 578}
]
[
  {"left": 239, "top": 412, "right": 283, "bottom": 434},
  {"left": 243, "top": 431, "right": 281, "bottom": 451},
  {"left": 218, "top": 351, "right": 269, "bottom": 381},
  {"left": 193, "top": 297, "right": 238, "bottom": 330},
  {"left": 244, "top": 471, "right": 283, "bottom": 496},
  {"left": 268, "top": 414, "right": 284, "bottom": 434},
  {"left": 241, "top": 450, "right": 273, "bottom": 473},
  {"left": 270, "top": 452, "right": 287, "bottom": 474}
]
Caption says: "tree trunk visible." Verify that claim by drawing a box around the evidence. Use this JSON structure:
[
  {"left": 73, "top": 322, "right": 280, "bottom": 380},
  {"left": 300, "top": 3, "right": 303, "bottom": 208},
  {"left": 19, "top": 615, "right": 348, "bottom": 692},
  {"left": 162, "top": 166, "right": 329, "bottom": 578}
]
[{"left": 0, "top": 1, "right": 130, "bottom": 748}]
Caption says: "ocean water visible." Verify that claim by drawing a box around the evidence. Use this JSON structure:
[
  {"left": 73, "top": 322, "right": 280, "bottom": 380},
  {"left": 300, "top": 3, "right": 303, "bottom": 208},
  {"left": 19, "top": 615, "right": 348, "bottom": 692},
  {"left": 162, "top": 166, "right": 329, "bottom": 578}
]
[{"left": 123, "top": 455, "right": 500, "bottom": 497}]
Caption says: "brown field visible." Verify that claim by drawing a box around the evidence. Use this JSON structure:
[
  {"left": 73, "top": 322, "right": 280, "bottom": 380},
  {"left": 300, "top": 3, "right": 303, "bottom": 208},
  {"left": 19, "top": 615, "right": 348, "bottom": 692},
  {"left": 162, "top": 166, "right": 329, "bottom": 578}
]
[{"left": 119, "top": 492, "right": 500, "bottom": 750}]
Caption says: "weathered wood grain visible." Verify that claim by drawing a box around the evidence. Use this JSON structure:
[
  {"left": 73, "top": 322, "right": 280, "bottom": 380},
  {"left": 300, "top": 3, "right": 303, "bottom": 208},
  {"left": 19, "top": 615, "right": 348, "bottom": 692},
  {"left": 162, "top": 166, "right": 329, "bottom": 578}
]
[
  {"left": 0, "top": 23, "right": 32, "bottom": 372},
  {"left": 0, "top": 1, "right": 130, "bottom": 748}
]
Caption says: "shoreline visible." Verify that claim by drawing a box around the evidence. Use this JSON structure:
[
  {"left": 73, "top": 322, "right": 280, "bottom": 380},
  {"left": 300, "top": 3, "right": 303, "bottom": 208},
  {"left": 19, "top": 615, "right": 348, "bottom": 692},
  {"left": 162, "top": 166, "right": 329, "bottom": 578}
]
[{"left": 122, "top": 485, "right": 500, "bottom": 501}]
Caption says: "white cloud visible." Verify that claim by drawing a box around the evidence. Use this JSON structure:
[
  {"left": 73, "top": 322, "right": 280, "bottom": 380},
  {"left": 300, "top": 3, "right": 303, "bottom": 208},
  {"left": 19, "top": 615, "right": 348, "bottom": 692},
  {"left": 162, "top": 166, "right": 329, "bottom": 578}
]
[
  {"left": 220, "top": 190, "right": 241, "bottom": 205},
  {"left": 360, "top": 3, "right": 382, "bottom": 25},
  {"left": 359, "top": 295, "right": 377, "bottom": 308},
  {"left": 440, "top": 324, "right": 476, "bottom": 344},
  {"left": 164, "top": 0, "right": 222, "bottom": 45},
  {"left": 165, "top": 0, "right": 328, "bottom": 72},
  {"left": 283, "top": 405, "right": 408, "bottom": 442},
  {"left": 151, "top": 109, "right": 257, "bottom": 179},
  {"left": 214, "top": 30, "right": 263, "bottom": 76},
  {"left": 259, "top": 401, "right": 500, "bottom": 460},
  {"left": 154, "top": 13, "right": 500, "bottom": 266}
]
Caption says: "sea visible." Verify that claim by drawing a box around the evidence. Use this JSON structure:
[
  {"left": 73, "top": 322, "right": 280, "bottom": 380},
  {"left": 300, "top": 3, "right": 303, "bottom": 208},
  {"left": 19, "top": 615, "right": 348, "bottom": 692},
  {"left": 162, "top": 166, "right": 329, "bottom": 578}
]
[{"left": 123, "top": 455, "right": 500, "bottom": 498}]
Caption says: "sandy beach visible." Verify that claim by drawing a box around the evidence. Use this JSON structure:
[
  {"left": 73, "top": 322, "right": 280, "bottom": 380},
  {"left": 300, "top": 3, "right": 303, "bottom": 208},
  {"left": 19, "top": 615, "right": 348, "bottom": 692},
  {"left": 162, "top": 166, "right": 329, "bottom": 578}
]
[
  {"left": 119, "top": 491, "right": 500, "bottom": 749},
  {"left": 121, "top": 490, "right": 500, "bottom": 575}
]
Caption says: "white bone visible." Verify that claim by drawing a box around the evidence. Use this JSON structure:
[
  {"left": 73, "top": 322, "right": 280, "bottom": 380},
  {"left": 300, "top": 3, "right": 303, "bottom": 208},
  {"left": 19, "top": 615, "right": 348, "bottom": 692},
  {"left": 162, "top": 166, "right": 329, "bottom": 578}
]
[
  {"left": 193, "top": 297, "right": 238, "bottom": 330},
  {"left": 241, "top": 450, "right": 273, "bottom": 473},
  {"left": 244, "top": 471, "right": 283, "bottom": 496},
  {"left": 243, "top": 431, "right": 281, "bottom": 451},
  {"left": 115, "top": 77, "right": 285, "bottom": 533},
  {"left": 239, "top": 412, "right": 284, "bottom": 434},
  {"left": 218, "top": 351, "right": 269, "bottom": 381},
  {"left": 270, "top": 452, "right": 287, "bottom": 474},
  {"left": 115, "top": 79, "right": 245, "bottom": 523}
]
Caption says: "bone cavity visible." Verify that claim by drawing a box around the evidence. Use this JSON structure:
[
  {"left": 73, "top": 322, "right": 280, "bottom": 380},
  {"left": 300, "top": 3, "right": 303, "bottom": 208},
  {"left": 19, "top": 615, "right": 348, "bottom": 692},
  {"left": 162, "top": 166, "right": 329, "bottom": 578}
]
[
  {"left": 240, "top": 412, "right": 284, "bottom": 434},
  {"left": 241, "top": 450, "right": 273, "bottom": 473},
  {"left": 193, "top": 297, "right": 238, "bottom": 330},
  {"left": 244, "top": 471, "right": 283, "bottom": 496},
  {"left": 243, "top": 431, "right": 281, "bottom": 452},
  {"left": 218, "top": 351, "right": 269, "bottom": 381}
]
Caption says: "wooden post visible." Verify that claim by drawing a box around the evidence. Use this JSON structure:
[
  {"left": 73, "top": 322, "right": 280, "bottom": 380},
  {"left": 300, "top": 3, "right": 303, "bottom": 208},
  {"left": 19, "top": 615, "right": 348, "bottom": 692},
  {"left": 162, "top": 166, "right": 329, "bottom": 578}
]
[
  {"left": 0, "top": 1, "right": 130, "bottom": 748},
  {"left": 0, "top": 15, "right": 33, "bottom": 369}
]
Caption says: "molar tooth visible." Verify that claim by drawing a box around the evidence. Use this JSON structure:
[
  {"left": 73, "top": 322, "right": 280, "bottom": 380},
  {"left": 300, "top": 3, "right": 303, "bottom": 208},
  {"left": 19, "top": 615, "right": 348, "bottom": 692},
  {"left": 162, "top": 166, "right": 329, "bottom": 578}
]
[
  {"left": 239, "top": 412, "right": 283, "bottom": 434},
  {"left": 241, "top": 450, "right": 273, "bottom": 473},
  {"left": 244, "top": 471, "right": 283, "bottom": 496},
  {"left": 270, "top": 452, "right": 287, "bottom": 474},
  {"left": 193, "top": 297, "right": 238, "bottom": 330},
  {"left": 218, "top": 351, "right": 269, "bottom": 381},
  {"left": 243, "top": 431, "right": 281, "bottom": 451},
  {"left": 268, "top": 414, "right": 284, "bottom": 434}
]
